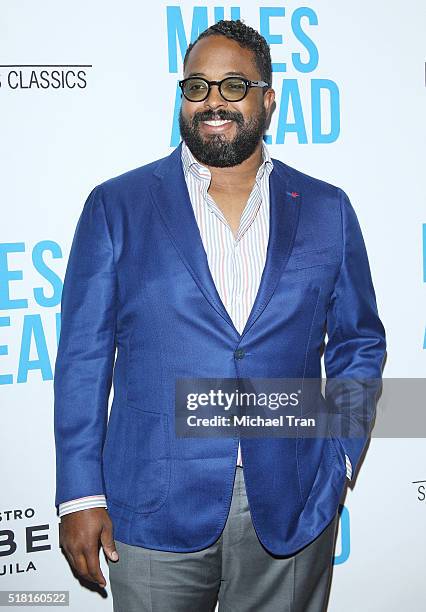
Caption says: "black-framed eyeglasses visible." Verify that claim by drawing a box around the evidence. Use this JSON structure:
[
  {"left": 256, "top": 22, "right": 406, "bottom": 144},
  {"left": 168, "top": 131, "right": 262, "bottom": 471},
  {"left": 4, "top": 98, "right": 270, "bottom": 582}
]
[{"left": 178, "top": 76, "right": 270, "bottom": 102}]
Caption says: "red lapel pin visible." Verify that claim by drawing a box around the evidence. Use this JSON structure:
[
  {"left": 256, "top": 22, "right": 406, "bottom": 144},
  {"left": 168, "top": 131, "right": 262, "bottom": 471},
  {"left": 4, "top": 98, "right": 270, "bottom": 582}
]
[{"left": 290, "top": 191, "right": 299, "bottom": 198}]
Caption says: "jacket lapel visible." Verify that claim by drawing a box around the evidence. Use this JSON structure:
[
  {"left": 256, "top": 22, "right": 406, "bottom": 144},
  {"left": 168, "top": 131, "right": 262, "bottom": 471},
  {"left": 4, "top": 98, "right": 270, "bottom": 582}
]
[
  {"left": 240, "top": 161, "right": 301, "bottom": 337},
  {"left": 150, "top": 143, "right": 238, "bottom": 334},
  {"left": 149, "top": 142, "right": 301, "bottom": 339}
]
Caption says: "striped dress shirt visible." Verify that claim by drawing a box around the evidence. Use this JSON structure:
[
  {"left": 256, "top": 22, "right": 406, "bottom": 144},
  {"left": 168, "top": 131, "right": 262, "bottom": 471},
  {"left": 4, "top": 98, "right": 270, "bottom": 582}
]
[
  {"left": 181, "top": 138, "right": 273, "bottom": 468},
  {"left": 58, "top": 140, "right": 352, "bottom": 517}
]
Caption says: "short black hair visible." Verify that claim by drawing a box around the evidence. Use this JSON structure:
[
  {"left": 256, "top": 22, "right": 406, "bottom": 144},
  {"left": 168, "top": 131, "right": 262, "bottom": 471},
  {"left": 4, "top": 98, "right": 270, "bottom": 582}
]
[{"left": 183, "top": 19, "right": 272, "bottom": 87}]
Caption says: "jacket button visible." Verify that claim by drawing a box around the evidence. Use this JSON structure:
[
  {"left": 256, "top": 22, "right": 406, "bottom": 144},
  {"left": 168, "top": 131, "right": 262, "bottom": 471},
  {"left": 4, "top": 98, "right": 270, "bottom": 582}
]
[{"left": 234, "top": 348, "right": 245, "bottom": 359}]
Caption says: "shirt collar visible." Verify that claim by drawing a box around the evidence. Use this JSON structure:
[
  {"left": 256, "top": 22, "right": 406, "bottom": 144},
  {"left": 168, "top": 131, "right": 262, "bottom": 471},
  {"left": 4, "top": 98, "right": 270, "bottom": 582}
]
[{"left": 181, "top": 139, "right": 273, "bottom": 183}]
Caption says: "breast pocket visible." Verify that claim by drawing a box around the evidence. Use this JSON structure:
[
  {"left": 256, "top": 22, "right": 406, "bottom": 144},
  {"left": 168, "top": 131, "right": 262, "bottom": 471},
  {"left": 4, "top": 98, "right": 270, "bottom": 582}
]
[{"left": 286, "top": 244, "right": 341, "bottom": 271}]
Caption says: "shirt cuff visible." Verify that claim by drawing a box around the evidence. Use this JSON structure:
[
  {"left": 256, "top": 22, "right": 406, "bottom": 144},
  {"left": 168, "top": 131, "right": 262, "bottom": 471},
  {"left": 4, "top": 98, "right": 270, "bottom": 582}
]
[{"left": 58, "top": 495, "right": 107, "bottom": 517}]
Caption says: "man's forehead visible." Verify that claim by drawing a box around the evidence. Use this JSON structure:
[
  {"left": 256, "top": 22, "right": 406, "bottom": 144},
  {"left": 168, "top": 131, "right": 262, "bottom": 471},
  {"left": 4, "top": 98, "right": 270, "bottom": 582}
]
[{"left": 184, "top": 38, "right": 259, "bottom": 77}]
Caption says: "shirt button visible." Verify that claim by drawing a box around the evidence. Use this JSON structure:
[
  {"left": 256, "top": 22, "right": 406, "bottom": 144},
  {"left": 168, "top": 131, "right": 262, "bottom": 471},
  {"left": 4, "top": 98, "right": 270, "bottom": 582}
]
[{"left": 234, "top": 348, "right": 245, "bottom": 360}]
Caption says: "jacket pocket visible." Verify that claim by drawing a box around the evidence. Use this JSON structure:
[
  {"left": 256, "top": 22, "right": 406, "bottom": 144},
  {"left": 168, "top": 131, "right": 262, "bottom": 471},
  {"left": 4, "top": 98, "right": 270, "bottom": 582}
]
[
  {"left": 297, "top": 434, "right": 345, "bottom": 506},
  {"left": 103, "top": 405, "right": 170, "bottom": 514},
  {"left": 286, "top": 244, "right": 341, "bottom": 271},
  {"left": 327, "top": 428, "right": 347, "bottom": 475}
]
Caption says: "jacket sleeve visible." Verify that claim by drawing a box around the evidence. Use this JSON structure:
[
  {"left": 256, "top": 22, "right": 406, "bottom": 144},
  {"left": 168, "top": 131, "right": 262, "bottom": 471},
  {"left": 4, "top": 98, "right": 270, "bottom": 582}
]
[
  {"left": 54, "top": 185, "right": 117, "bottom": 510},
  {"left": 324, "top": 188, "right": 386, "bottom": 479}
]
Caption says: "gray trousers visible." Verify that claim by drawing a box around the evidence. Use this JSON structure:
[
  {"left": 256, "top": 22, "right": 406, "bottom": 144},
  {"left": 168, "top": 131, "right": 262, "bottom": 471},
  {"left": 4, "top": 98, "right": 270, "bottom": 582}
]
[{"left": 108, "top": 466, "right": 339, "bottom": 612}]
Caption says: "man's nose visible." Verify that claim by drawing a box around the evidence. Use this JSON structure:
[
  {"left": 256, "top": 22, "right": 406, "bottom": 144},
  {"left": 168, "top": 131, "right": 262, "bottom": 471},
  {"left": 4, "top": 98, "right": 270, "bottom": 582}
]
[{"left": 203, "top": 84, "right": 228, "bottom": 110}]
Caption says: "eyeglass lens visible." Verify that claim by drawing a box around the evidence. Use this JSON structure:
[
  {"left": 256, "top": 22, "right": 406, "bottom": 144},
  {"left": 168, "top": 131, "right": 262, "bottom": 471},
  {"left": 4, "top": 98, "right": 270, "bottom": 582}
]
[{"left": 182, "top": 78, "right": 247, "bottom": 101}]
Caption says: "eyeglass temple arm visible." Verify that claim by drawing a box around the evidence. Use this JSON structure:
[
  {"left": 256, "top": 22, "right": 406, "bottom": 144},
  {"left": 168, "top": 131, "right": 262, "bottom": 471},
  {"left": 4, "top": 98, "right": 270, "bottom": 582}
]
[{"left": 250, "top": 80, "right": 270, "bottom": 87}]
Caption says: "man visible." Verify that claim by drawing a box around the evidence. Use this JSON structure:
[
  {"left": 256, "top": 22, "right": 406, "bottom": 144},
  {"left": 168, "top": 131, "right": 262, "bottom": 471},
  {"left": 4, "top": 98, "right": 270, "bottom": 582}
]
[{"left": 54, "top": 19, "right": 386, "bottom": 611}]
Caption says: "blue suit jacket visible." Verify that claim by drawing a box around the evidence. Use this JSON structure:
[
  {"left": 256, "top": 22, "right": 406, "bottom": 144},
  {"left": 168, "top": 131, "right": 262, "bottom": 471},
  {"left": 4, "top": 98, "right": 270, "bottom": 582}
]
[{"left": 54, "top": 141, "right": 386, "bottom": 555}]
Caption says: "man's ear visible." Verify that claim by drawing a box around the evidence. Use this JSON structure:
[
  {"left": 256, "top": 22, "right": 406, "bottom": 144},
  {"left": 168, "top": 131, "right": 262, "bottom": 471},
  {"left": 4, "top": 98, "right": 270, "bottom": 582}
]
[
  {"left": 263, "top": 88, "right": 275, "bottom": 118},
  {"left": 265, "top": 88, "right": 275, "bottom": 108}
]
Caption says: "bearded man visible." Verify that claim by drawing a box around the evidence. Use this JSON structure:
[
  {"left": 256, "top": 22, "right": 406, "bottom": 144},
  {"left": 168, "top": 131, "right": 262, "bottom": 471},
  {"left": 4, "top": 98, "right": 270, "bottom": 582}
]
[{"left": 54, "top": 19, "right": 386, "bottom": 612}]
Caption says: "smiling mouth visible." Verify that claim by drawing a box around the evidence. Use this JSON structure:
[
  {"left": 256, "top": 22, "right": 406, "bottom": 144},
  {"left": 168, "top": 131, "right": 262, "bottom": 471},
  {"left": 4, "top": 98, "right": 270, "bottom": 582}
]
[
  {"left": 199, "top": 119, "right": 236, "bottom": 135},
  {"left": 202, "top": 119, "right": 233, "bottom": 126}
]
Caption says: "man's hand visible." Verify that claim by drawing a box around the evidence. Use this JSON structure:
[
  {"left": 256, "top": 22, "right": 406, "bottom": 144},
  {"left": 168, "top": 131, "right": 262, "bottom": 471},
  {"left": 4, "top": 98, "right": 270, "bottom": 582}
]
[{"left": 59, "top": 508, "right": 119, "bottom": 588}]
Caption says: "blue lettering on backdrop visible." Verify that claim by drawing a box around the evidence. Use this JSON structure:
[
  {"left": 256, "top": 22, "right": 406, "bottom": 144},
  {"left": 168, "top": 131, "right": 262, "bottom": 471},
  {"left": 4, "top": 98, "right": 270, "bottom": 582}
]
[
  {"left": 0, "top": 241, "right": 63, "bottom": 385},
  {"left": 312, "top": 79, "right": 340, "bottom": 143},
  {"left": 260, "top": 7, "right": 287, "bottom": 73},
  {"left": 0, "top": 316, "right": 12, "bottom": 385},
  {"left": 33, "top": 241, "right": 63, "bottom": 308},
  {"left": 0, "top": 243, "right": 28, "bottom": 309},
  {"left": 167, "top": 6, "right": 241, "bottom": 72},
  {"left": 291, "top": 7, "right": 319, "bottom": 72},
  {"left": 166, "top": 5, "right": 340, "bottom": 146},
  {"left": 276, "top": 79, "right": 307, "bottom": 144},
  {"left": 18, "top": 315, "right": 52, "bottom": 383},
  {"left": 334, "top": 506, "right": 350, "bottom": 565}
]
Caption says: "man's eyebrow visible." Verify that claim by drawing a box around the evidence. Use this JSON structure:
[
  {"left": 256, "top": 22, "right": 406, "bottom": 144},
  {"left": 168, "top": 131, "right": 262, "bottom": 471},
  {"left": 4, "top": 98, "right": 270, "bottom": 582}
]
[{"left": 186, "top": 71, "right": 250, "bottom": 79}]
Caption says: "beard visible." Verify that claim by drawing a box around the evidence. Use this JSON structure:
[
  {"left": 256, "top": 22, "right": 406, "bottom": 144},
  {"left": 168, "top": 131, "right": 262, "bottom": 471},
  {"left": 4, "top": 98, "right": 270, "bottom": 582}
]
[{"left": 178, "top": 105, "right": 267, "bottom": 168}]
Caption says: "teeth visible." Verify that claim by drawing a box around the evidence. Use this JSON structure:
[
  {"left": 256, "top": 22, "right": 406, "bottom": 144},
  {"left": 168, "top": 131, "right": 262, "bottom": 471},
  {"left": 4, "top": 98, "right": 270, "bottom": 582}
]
[{"left": 203, "top": 120, "right": 232, "bottom": 126}]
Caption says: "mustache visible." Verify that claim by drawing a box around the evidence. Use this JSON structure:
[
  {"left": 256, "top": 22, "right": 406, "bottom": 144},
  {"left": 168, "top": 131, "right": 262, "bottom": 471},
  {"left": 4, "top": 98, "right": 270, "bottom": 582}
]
[{"left": 192, "top": 110, "right": 244, "bottom": 125}]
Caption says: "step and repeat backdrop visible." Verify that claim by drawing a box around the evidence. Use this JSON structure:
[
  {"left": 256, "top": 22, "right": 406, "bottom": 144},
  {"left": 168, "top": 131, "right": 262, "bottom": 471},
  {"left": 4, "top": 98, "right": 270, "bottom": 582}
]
[{"left": 1, "top": 1, "right": 425, "bottom": 610}]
